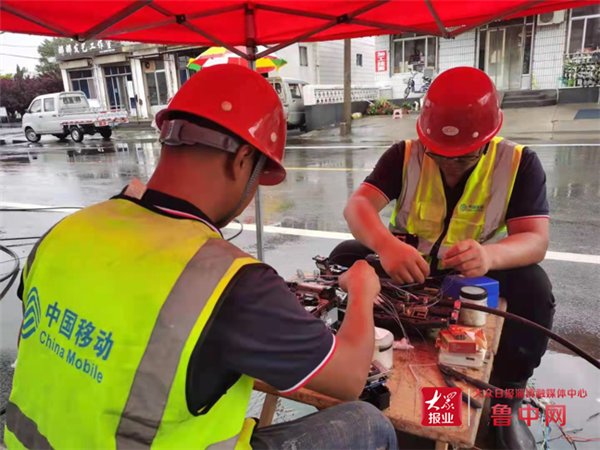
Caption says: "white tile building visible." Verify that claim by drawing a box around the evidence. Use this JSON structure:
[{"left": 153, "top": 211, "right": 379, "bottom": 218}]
[{"left": 373, "top": 6, "right": 599, "bottom": 97}]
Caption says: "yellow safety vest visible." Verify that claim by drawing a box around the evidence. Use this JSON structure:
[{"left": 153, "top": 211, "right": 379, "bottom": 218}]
[
  {"left": 390, "top": 137, "right": 523, "bottom": 260},
  {"left": 5, "top": 198, "right": 260, "bottom": 449}
]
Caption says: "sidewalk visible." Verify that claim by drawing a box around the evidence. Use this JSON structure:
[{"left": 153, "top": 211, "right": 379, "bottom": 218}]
[{"left": 292, "top": 103, "right": 600, "bottom": 145}]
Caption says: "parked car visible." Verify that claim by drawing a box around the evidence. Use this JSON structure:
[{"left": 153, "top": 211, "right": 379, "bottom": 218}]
[
  {"left": 22, "top": 91, "right": 129, "bottom": 143},
  {"left": 268, "top": 77, "right": 308, "bottom": 129}
]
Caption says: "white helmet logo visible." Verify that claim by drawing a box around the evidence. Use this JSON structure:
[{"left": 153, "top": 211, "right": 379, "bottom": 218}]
[
  {"left": 270, "top": 132, "right": 278, "bottom": 143},
  {"left": 221, "top": 101, "right": 233, "bottom": 112},
  {"left": 442, "top": 126, "right": 459, "bottom": 136}
]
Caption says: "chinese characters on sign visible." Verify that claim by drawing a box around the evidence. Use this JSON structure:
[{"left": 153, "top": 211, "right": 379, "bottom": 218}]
[
  {"left": 375, "top": 50, "right": 388, "bottom": 73},
  {"left": 422, "top": 387, "right": 462, "bottom": 426},
  {"left": 56, "top": 41, "right": 121, "bottom": 60}
]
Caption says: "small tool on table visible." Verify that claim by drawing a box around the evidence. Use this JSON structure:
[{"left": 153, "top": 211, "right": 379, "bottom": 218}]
[{"left": 438, "top": 363, "right": 499, "bottom": 410}]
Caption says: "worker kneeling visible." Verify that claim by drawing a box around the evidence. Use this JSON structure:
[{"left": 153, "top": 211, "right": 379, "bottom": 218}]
[
  {"left": 5, "top": 65, "right": 397, "bottom": 450},
  {"left": 334, "top": 67, "right": 554, "bottom": 450}
]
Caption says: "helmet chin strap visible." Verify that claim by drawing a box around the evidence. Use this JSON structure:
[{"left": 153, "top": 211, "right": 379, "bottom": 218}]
[{"left": 215, "top": 153, "right": 266, "bottom": 229}]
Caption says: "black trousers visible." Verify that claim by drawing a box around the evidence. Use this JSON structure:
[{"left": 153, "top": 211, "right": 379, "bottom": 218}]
[{"left": 329, "top": 240, "right": 556, "bottom": 383}]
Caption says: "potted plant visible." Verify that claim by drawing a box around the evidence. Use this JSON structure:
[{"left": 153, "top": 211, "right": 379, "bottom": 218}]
[{"left": 401, "top": 101, "right": 413, "bottom": 115}]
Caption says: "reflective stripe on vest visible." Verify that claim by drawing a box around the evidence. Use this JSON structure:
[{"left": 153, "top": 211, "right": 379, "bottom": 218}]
[
  {"left": 5, "top": 199, "right": 259, "bottom": 450},
  {"left": 390, "top": 137, "right": 523, "bottom": 259}
]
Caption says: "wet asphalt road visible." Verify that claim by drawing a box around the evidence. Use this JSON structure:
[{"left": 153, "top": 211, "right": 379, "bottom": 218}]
[{"left": 0, "top": 130, "right": 599, "bottom": 447}]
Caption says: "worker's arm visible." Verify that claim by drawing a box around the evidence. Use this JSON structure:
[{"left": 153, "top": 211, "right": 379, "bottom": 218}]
[
  {"left": 344, "top": 184, "right": 430, "bottom": 284},
  {"left": 305, "top": 260, "right": 380, "bottom": 400},
  {"left": 442, "top": 217, "right": 549, "bottom": 276}
]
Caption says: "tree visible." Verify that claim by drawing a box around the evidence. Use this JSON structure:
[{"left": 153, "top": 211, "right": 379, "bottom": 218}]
[
  {"left": 0, "top": 73, "right": 63, "bottom": 118},
  {"left": 15, "top": 64, "right": 28, "bottom": 79},
  {"left": 35, "top": 37, "right": 72, "bottom": 77}
]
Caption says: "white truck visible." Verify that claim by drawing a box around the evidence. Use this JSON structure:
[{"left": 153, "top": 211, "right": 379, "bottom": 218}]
[
  {"left": 22, "top": 91, "right": 129, "bottom": 143},
  {"left": 267, "top": 77, "right": 308, "bottom": 129}
]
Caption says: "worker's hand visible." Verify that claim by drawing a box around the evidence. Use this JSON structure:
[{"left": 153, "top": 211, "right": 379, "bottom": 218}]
[
  {"left": 339, "top": 260, "right": 380, "bottom": 303},
  {"left": 442, "top": 239, "right": 492, "bottom": 277},
  {"left": 378, "top": 237, "right": 430, "bottom": 284}
]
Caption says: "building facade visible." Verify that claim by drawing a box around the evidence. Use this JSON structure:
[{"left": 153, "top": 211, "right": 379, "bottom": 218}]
[
  {"left": 57, "top": 38, "right": 375, "bottom": 119},
  {"left": 374, "top": 5, "right": 599, "bottom": 98}
]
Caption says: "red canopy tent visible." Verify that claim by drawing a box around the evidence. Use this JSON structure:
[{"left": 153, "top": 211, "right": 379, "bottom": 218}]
[
  {"left": 0, "top": 1, "right": 594, "bottom": 60},
  {"left": 0, "top": 0, "right": 592, "bottom": 258}
]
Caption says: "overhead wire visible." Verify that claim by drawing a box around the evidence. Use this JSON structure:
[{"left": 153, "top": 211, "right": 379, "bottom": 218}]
[{"left": 0, "top": 244, "right": 20, "bottom": 301}]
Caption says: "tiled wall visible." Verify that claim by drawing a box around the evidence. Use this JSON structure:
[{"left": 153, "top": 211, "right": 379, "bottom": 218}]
[
  {"left": 438, "top": 31, "right": 477, "bottom": 72},
  {"left": 531, "top": 21, "right": 567, "bottom": 89}
]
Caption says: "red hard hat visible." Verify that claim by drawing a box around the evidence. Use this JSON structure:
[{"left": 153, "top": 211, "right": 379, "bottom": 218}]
[
  {"left": 156, "top": 64, "right": 286, "bottom": 186},
  {"left": 416, "top": 67, "right": 503, "bottom": 157}
]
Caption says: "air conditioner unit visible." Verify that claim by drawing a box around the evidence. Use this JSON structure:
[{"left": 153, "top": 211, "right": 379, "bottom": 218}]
[{"left": 537, "top": 10, "right": 566, "bottom": 26}]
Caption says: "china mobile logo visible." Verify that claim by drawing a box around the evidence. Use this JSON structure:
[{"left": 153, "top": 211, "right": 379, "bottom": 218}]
[
  {"left": 22, "top": 288, "right": 41, "bottom": 339},
  {"left": 421, "top": 387, "right": 462, "bottom": 426}
]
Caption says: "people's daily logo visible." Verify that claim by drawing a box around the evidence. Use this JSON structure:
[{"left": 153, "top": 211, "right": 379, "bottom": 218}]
[{"left": 21, "top": 288, "right": 41, "bottom": 339}]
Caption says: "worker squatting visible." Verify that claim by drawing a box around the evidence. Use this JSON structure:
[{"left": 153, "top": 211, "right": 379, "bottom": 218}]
[{"left": 39, "top": 330, "right": 104, "bottom": 383}]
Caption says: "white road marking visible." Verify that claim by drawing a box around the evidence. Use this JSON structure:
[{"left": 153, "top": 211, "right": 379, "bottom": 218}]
[
  {"left": 3, "top": 202, "right": 600, "bottom": 265},
  {"left": 285, "top": 143, "right": 600, "bottom": 150}
]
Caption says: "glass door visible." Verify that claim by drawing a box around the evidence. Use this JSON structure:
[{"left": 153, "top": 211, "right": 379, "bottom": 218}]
[{"left": 485, "top": 26, "right": 524, "bottom": 90}]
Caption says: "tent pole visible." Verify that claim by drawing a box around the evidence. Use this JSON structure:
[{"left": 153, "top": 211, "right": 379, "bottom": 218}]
[{"left": 245, "top": 4, "right": 265, "bottom": 262}]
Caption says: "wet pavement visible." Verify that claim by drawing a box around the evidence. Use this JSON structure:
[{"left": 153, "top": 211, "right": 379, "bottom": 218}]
[{"left": 0, "top": 130, "right": 599, "bottom": 448}]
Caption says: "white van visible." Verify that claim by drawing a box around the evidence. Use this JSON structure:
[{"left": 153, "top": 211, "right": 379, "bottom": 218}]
[
  {"left": 22, "top": 91, "right": 128, "bottom": 142},
  {"left": 268, "top": 77, "right": 308, "bottom": 129}
]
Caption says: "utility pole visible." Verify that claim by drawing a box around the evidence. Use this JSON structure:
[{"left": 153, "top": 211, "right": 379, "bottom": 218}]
[{"left": 340, "top": 38, "right": 351, "bottom": 136}]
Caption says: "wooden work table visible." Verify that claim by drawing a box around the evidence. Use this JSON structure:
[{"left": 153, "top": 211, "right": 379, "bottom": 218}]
[{"left": 255, "top": 299, "right": 507, "bottom": 449}]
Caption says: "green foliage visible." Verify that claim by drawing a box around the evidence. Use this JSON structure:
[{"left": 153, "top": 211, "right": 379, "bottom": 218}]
[
  {"left": 366, "top": 99, "right": 401, "bottom": 116},
  {"left": 0, "top": 72, "right": 63, "bottom": 117}
]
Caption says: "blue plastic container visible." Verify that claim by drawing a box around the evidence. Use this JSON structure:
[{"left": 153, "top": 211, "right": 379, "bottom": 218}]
[{"left": 441, "top": 275, "right": 500, "bottom": 308}]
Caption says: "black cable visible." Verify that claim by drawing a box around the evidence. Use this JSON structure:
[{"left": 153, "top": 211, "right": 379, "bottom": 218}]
[
  {"left": 226, "top": 219, "right": 244, "bottom": 242},
  {"left": 0, "top": 207, "right": 81, "bottom": 212},
  {"left": 0, "top": 244, "right": 20, "bottom": 301},
  {"left": 438, "top": 299, "right": 600, "bottom": 370},
  {"left": 0, "top": 236, "right": 42, "bottom": 241}
]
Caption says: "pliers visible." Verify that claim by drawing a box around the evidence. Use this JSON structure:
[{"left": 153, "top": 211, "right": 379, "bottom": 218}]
[{"left": 438, "top": 363, "right": 499, "bottom": 410}]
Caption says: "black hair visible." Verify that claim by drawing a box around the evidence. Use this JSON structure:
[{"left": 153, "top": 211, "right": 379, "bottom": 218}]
[{"left": 163, "top": 110, "right": 245, "bottom": 144}]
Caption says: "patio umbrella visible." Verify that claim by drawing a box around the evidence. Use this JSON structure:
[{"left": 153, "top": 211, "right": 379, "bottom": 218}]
[{"left": 188, "top": 46, "right": 287, "bottom": 73}]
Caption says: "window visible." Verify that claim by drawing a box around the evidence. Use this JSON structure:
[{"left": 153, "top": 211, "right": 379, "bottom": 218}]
[
  {"left": 43, "top": 98, "right": 55, "bottom": 112},
  {"left": 299, "top": 46, "right": 308, "bottom": 66},
  {"left": 392, "top": 34, "right": 437, "bottom": 73},
  {"left": 568, "top": 6, "right": 600, "bottom": 54},
  {"left": 289, "top": 83, "right": 302, "bottom": 99},
  {"left": 572, "top": 5, "right": 600, "bottom": 17},
  {"left": 144, "top": 59, "right": 169, "bottom": 106},
  {"left": 356, "top": 53, "right": 363, "bottom": 66},
  {"left": 69, "top": 69, "right": 97, "bottom": 99},
  {"left": 104, "top": 65, "right": 133, "bottom": 110},
  {"left": 29, "top": 99, "right": 42, "bottom": 113}
]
